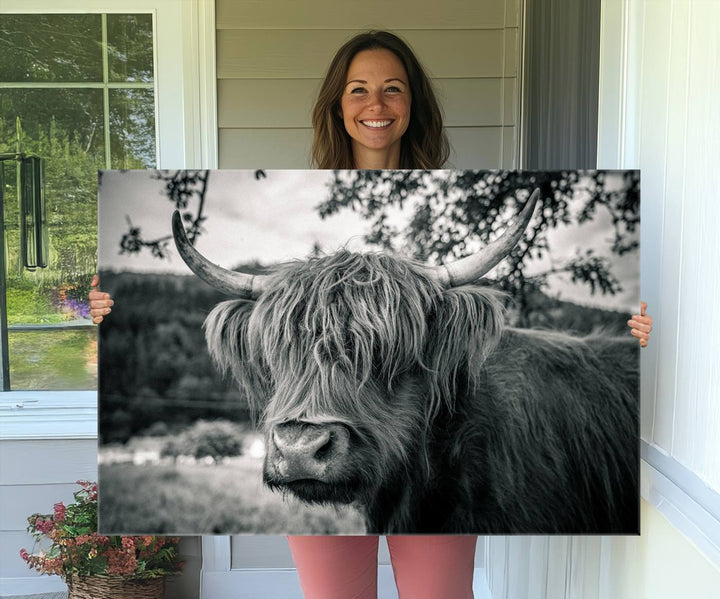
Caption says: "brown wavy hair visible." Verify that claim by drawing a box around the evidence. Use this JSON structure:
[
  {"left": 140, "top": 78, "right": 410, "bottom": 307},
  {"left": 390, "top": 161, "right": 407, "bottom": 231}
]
[{"left": 311, "top": 31, "right": 450, "bottom": 169}]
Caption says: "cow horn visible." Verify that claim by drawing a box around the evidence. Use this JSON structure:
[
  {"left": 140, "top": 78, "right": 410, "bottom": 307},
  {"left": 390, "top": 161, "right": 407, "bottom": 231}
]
[
  {"left": 429, "top": 188, "right": 540, "bottom": 287},
  {"left": 171, "top": 210, "right": 267, "bottom": 299}
]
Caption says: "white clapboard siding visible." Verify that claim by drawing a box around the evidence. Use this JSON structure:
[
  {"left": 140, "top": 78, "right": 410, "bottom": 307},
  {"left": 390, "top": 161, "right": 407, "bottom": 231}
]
[
  {"left": 0, "top": 483, "right": 82, "bottom": 531},
  {"left": 0, "top": 439, "right": 98, "bottom": 581},
  {"left": 216, "top": 0, "right": 514, "bottom": 30},
  {"left": 219, "top": 126, "right": 509, "bottom": 169},
  {"left": 218, "top": 29, "right": 512, "bottom": 80},
  {"left": 218, "top": 78, "right": 516, "bottom": 128},
  {"left": 216, "top": 0, "right": 522, "bottom": 170},
  {"left": 219, "top": 128, "right": 313, "bottom": 168},
  {"left": 446, "top": 127, "right": 507, "bottom": 168},
  {"left": 0, "top": 440, "right": 97, "bottom": 486}
]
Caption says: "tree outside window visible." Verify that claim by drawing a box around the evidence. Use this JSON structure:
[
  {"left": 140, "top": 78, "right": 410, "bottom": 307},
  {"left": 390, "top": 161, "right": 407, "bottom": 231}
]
[{"left": 0, "top": 13, "right": 156, "bottom": 390}]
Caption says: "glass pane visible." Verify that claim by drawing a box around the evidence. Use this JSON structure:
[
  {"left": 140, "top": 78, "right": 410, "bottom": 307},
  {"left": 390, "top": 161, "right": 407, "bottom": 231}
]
[
  {"left": 8, "top": 329, "right": 97, "bottom": 390},
  {"left": 0, "top": 12, "right": 158, "bottom": 390},
  {"left": 1, "top": 89, "right": 102, "bottom": 328},
  {"left": 0, "top": 88, "right": 106, "bottom": 162},
  {"left": 0, "top": 14, "right": 102, "bottom": 82},
  {"left": 107, "top": 14, "right": 154, "bottom": 82},
  {"left": 2, "top": 86, "right": 101, "bottom": 390},
  {"left": 109, "top": 88, "right": 156, "bottom": 168}
]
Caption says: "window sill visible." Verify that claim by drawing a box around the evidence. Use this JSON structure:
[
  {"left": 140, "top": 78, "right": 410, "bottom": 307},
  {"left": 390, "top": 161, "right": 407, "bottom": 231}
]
[
  {"left": 641, "top": 441, "right": 720, "bottom": 568},
  {"left": 0, "top": 391, "right": 97, "bottom": 440}
]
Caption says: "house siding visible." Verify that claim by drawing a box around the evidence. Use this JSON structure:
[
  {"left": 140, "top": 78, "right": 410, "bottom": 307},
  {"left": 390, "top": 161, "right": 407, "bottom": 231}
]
[{"left": 215, "top": 0, "right": 522, "bottom": 169}]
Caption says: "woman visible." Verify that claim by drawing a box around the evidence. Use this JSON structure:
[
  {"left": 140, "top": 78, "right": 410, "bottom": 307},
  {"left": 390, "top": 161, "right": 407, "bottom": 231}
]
[{"left": 90, "top": 30, "right": 652, "bottom": 599}]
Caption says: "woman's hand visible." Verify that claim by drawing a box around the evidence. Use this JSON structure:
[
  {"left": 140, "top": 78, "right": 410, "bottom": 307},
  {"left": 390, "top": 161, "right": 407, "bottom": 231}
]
[
  {"left": 628, "top": 301, "right": 652, "bottom": 348},
  {"left": 89, "top": 274, "right": 114, "bottom": 324}
]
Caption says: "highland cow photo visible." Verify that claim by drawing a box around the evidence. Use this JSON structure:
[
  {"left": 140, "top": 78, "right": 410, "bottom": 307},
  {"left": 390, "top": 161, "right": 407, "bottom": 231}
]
[{"left": 97, "top": 169, "right": 640, "bottom": 535}]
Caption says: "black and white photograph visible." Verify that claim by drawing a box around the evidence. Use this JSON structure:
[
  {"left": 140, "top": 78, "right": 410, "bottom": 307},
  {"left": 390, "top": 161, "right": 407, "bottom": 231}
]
[{"left": 97, "top": 168, "right": 640, "bottom": 535}]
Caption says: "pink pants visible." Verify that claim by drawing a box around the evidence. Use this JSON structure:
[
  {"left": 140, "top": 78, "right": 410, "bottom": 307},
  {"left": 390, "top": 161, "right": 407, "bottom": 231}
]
[{"left": 287, "top": 535, "right": 477, "bottom": 599}]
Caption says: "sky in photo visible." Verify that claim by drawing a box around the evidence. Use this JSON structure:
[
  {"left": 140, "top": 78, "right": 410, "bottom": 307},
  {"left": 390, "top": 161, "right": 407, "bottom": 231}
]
[{"left": 98, "top": 170, "right": 639, "bottom": 311}]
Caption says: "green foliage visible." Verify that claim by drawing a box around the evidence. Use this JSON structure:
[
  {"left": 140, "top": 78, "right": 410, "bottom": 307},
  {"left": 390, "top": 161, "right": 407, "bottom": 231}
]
[
  {"left": 1, "top": 12, "right": 156, "bottom": 352},
  {"left": 8, "top": 329, "right": 97, "bottom": 390},
  {"left": 20, "top": 481, "right": 182, "bottom": 582}
]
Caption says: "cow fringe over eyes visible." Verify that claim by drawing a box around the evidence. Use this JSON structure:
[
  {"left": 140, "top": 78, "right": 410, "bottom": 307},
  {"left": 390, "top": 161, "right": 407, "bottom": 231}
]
[{"left": 204, "top": 250, "right": 507, "bottom": 481}]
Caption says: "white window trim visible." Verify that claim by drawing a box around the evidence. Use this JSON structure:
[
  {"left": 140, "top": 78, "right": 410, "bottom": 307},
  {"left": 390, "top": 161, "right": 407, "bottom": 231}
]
[{"left": 0, "top": 0, "right": 218, "bottom": 441}]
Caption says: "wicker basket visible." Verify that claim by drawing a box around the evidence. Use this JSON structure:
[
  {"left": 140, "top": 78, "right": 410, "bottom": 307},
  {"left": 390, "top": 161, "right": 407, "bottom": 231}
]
[{"left": 67, "top": 575, "right": 165, "bottom": 599}]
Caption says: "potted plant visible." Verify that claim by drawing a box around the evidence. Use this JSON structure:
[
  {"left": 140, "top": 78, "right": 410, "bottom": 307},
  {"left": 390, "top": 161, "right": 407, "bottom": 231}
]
[{"left": 20, "top": 480, "right": 182, "bottom": 599}]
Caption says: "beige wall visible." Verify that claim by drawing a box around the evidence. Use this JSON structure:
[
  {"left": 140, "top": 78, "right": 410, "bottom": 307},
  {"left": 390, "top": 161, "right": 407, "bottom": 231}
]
[
  {"left": 485, "top": 501, "right": 720, "bottom": 599},
  {"left": 216, "top": 0, "right": 521, "bottom": 169},
  {"left": 604, "top": 500, "right": 720, "bottom": 599}
]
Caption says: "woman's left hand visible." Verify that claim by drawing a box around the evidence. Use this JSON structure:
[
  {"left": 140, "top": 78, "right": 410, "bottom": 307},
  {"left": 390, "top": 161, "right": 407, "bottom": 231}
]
[
  {"left": 628, "top": 301, "right": 653, "bottom": 348},
  {"left": 89, "top": 274, "right": 114, "bottom": 324}
]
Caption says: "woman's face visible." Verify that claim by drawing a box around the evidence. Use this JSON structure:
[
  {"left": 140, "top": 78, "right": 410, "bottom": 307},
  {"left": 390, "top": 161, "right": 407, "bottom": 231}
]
[{"left": 340, "top": 49, "right": 411, "bottom": 163}]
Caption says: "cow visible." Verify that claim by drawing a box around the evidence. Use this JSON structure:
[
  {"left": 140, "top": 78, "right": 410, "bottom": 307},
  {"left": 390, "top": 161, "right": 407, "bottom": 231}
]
[{"left": 171, "top": 190, "right": 639, "bottom": 535}]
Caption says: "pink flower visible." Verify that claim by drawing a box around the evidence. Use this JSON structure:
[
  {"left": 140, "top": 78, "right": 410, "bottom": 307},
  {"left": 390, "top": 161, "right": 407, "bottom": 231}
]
[
  {"left": 107, "top": 548, "right": 137, "bottom": 576},
  {"left": 20, "top": 548, "right": 29, "bottom": 562},
  {"left": 121, "top": 537, "right": 135, "bottom": 549},
  {"left": 34, "top": 518, "right": 53, "bottom": 534},
  {"left": 53, "top": 502, "right": 66, "bottom": 522}
]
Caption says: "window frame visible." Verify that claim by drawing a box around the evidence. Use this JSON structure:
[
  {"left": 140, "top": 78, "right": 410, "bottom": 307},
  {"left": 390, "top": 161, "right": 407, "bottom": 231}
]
[{"left": 0, "top": 0, "right": 217, "bottom": 440}]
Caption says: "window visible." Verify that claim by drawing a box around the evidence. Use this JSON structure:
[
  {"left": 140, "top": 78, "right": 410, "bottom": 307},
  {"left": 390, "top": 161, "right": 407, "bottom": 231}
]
[
  {"left": 0, "top": 1, "right": 216, "bottom": 441},
  {"left": 1, "top": 13, "right": 156, "bottom": 390}
]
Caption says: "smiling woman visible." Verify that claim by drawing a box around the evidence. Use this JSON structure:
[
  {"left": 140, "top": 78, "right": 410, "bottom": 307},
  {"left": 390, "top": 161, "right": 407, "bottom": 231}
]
[
  {"left": 340, "top": 49, "right": 412, "bottom": 168},
  {"left": 311, "top": 31, "right": 449, "bottom": 169}
]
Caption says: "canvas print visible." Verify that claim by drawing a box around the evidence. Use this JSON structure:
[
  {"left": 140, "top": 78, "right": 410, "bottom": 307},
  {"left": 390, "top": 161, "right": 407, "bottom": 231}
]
[{"left": 97, "top": 169, "right": 640, "bottom": 535}]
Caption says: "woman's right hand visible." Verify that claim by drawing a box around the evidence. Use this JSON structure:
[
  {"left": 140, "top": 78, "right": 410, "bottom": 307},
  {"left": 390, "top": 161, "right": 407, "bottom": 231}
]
[
  {"left": 627, "top": 301, "right": 652, "bottom": 348},
  {"left": 89, "top": 274, "right": 114, "bottom": 324}
]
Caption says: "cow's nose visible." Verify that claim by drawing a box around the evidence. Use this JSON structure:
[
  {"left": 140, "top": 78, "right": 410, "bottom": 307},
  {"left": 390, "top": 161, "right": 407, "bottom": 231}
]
[{"left": 269, "top": 421, "right": 350, "bottom": 481}]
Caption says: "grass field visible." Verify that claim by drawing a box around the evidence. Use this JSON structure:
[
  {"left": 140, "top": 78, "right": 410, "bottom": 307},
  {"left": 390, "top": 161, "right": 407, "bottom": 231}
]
[
  {"left": 98, "top": 449, "right": 366, "bottom": 535},
  {"left": 9, "top": 329, "right": 97, "bottom": 389}
]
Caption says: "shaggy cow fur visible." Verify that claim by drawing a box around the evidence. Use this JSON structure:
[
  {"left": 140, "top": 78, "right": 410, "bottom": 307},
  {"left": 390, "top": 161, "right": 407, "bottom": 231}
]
[{"left": 204, "top": 250, "right": 639, "bottom": 534}]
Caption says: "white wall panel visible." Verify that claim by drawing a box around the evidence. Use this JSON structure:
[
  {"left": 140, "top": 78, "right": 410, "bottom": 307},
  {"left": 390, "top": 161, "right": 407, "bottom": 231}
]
[
  {"left": 655, "top": 0, "right": 690, "bottom": 458},
  {"left": 487, "top": 1, "right": 720, "bottom": 597},
  {"left": 672, "top": 1, "right": 720, "bottom": 485},
  {"left": 635, "top": 0, "right": 674, "bottom": 450}
]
